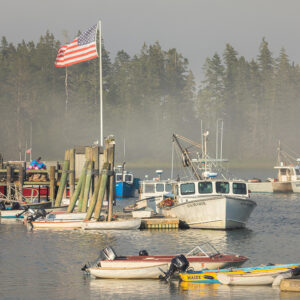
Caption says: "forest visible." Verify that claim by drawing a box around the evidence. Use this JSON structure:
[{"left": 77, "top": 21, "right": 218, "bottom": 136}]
[{"left": 0, "top": 32, "right": 299, "bottom": 166}]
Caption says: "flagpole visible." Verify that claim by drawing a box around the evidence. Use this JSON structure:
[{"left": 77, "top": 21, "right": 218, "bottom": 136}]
[
  {"left": 30, "top": 121, "right": 32, "bottom": 161},
  {"left": 98, "top": 20, "right": 103, "bottom": 147}
]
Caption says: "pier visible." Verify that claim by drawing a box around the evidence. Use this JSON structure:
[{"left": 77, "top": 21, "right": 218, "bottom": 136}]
[
  {"left": 140, "top": 217, "right": 179, "bottom": 229},
  {"left": 0, "top": 144, "right": 107, "bottom": 207}
]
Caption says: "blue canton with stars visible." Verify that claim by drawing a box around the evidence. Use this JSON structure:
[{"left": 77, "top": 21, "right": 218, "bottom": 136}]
[{"left": 78, "top": 24, "right": 97, "bottom": 46}]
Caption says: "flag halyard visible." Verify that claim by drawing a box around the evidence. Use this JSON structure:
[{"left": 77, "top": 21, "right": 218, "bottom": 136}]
[{"left": 55, "top": 24, "right": 98, "bottom": 67}]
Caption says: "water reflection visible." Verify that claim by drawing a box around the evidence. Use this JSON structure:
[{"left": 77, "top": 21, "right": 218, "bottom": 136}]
[
  {"left": 0, "top": 218, "right": 24, "bottom": 225},
  {"left": 179, "top": 281, "right": 286, "bottom": 300},
  {"left": 89, "top": 278, "right": 175, "bottom": 299}
]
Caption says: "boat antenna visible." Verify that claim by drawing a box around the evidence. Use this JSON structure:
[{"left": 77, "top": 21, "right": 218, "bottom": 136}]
[{"left": 277, "top": 140, "right": 281, "bottom": 165}]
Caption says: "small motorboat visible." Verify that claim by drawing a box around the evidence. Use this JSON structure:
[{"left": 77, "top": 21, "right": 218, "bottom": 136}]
[
  {"left": 88, "top": 264, "right": 169, "bottom": 279},
  {"left": 81, "top": 218, "right": 141, "bottom": 230},
  {"left": 217, "top": 268, "right": 299, "bottom": 286},
  {"left": 24, "top": 208, "right": 83, "bottom": 229},
  {"left": 82, "top": 243, "right": 248, "bottom": 279},
  {"left": 45, "top": 211, "right": 87, "bottom": 220},
  {"left": 0, "top": 204, "right": 68, "bottom": 219},
  {"left": 179, "top": 263, "right": 300, "bottom": 283},
  {"left": 28, "top": 219, "right": 84, "bottom": 229}
]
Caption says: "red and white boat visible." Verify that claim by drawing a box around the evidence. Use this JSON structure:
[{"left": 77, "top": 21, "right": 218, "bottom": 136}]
[{"left": 82, "top": 243, "right": 248, "bottom": 279}]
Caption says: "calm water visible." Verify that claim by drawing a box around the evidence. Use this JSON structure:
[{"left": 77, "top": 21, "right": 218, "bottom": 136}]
[{"left": 1, "top": 168, "right": 300, "bottom": 300}]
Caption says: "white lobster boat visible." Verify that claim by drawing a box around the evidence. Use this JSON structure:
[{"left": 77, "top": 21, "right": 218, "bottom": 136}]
[{"left": 160, "top": 180, "right": 257, "bottom": 230}]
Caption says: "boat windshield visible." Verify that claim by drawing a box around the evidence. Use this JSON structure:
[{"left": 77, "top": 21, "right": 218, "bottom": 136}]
[
  {"left": 198, "top": 182, "right": 213, "bottom": 194},
  {"left": 156, "top": 183, "right": 164, "bottom": 192},
  {"left": 232, "top": 182, "right": 247, "bottom": 195},
  {"left": 186, "top": 243, "right": 219, "bottom": 257},
  {"left": 144, "top": 184, "right": 155, "bottom": 193},
  {"left": 116, "top": 173, "right": 123, "bottom": 182},
  {"left": 124, "top": 174, "right": 133, "bottom": 183},
  {"left": 180, "top": 183, "right": 195, "bottom": 195},
  {"left": 165, "top": 184, "right": 172, "bottom": 192},
  {"left": 216, "top": 182, "right": 229, "bottom": 194}
]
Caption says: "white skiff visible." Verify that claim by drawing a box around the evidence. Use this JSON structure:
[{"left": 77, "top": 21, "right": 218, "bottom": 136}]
[
  {"left": 89, "top": 263, "right": 168, "bottom": 279},
  {"left": 30, "top": 220, "right": 83, "bottom": 229},
  {"left": 217, "top": 269, "right": 293, "bottom": 286},
  {"left": 46, "top": 212, "right": 87, "bottom": 220},
  {"left": 82, "top": 218, "right": 141, "bottom": 230}
]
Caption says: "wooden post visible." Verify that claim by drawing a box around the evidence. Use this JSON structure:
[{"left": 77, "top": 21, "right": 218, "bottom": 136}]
[
  {"left": 107, "top": 140, "right": 115, "bottom": 222},
  {"left": 0, "top": 154, "right": 3, "bottom": 169},
  {"left": 6, "top": 165, "right": 12, "bottom": 200},
  {"left": 93, "top": 163, "right": 109, "bottom": 221},
  {"left": 67, "top": 162, "right": 87, "bottom": 213},
  {"left": 85, "top": 173, "right": 102, "bottom": 220},
  {"left": 85, "top": 146, "right": 94, "bottom": 195},
  {"left": 92, "top": 146, "right": 99, "bottom": 188},
  {"left": 55, "top": 150, "right": 70, "bottom": 207},
  {"left": 18, "top": 165, "right": 24, "bottom": 202},
  {"left": 81, "top": 161, "right": 93, "bottom": 212},
  {"left": 77, "top": 163, "right": 87, "bottom": 212},
  {"left": 69, "top": 148, "right": 75, "bottom": 199},
  {"left": 49, "top": 166, "right": 56, "bottom": 206}
]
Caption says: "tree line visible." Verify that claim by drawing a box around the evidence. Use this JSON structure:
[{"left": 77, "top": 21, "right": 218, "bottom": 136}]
[{"left": 0, "top": 32, "right": 299, "bottom": 165}]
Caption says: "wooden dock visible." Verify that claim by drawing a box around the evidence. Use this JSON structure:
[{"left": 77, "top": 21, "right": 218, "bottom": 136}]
[{"left": 140, "top": 217, "right": 179, "bottom": 229}]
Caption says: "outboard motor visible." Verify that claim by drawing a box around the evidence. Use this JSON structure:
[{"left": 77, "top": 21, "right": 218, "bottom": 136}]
[
  {"left": 102, "top": 246, "right": 117, "bottom": 261},
  {"left": 27, "top": 208, "right": 48, "bottom": 230},
  {"left": 160, "top": 254, "right": 189, "bottom": 281},
  {"left": 12, "top": 202, "right": 20, "bottom": 210},
  {"left": 81, "top": 246, "right": 118, "bottom": 273},
  {"left": 139, "top": 250, "right": 149, "bottom": 256}
]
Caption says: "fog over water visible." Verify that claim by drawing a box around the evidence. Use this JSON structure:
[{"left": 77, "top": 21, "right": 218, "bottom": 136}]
[{"left": 1, "top": 1, "right": 300, "bottom": 165}]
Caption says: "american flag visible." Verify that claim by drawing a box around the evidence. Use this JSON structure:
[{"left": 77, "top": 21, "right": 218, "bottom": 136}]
[{"left": 55, "top": 24, "right": 98, "bottom": 67}]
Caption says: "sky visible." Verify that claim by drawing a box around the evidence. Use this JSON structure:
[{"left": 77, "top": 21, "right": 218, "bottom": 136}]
[{"left": 1, "top": 0, "right": 300, "bottom": 83}]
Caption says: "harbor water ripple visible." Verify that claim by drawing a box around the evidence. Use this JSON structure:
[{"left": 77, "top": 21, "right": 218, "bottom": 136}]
[{"left": 1, "top": 173, "right": 300, "bottom": 299}]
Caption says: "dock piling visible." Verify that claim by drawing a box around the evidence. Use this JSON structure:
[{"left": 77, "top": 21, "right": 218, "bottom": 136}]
[{"left": 54, "top": 150, "right": 70, "bottom": 207}]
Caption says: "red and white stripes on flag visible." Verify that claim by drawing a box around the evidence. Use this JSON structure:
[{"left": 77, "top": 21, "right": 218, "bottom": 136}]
[{"left": 55, "top": 24, "right": 98, "bottom": 67}]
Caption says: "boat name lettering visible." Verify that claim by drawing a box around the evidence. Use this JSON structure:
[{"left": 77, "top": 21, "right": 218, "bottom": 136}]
[{"left": 187, "top": 202, "right": 206, "bottom": 208}]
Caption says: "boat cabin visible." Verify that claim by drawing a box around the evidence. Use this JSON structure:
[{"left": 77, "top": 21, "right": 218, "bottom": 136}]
[
  {"left": 115, "top": 172, "right": 133, "bottom": 184},
  {"left": 274, "top": 165, "right": 300, "bottom": 182},
  {"left": 139, "top": 180, "right": 175, "bottom": 199},
  {"left": 175, "top": 180, "right": 248, "bottom": 198}
]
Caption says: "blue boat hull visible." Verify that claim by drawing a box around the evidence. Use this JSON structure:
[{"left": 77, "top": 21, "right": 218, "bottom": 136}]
[{"left": 115, "top": 182, "right": 135, "bottom": 198}]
